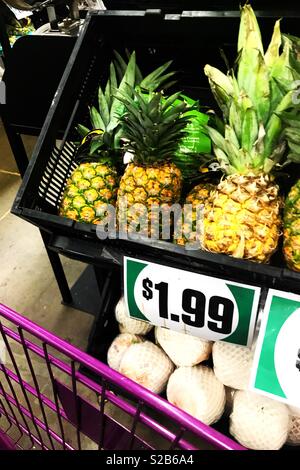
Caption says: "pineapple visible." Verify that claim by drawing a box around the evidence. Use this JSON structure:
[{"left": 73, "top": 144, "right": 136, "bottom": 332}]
[
  {"left": 281, "top": 36, "right": 300, "bottom": 272},
  {"left": 59, "top": 162, "right": 119, "bottom": 223},
  {"left": 116, "top": 90, "right": 192, "bottom": 237},
  {"left": 202, "top": 5, "right": 300, "bottom": 263},
  {"left": 283, "top": 181, "right": 300, "bottom": 271},
  {"left": 175, "top": 182, "right": 214, "bottom": 247},
  {"left": 58, "top": 53, "right": 137, "bottom": 223},
  {"left": 60, "top": 52, "right": 175, "bottom": 225}
]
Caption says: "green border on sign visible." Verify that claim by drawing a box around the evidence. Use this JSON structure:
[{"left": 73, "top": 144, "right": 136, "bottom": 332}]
[
  {"left": 254, "top": 295, "right": 300, "bottom": 398},
  {"left": 224, "top": 283, "right": 256, "bottom": 346},
  {"left": 126, "top": 258, "right": 148, "bottom": 321},
  {"left": 124, "top": 257, "right": 260, "bottom": 347}
]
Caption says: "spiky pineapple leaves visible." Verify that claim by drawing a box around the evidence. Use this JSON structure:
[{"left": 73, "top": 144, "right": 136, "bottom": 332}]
[
  {"left": 279, "top": 110, "right": 300, "bottom": 165},
  {"left": 113, "top": 49, "right": 143, "bottom": 84},
  {"left": 237, "top": 4, "right": 264, "bottom": 55},
  {"left": 265, "top": 20, "right": 282, "bottom": 67},
  {"left": 138, "top": 61, "right": 177, "bottom": 93},
  {"left": 77, "top": 52, "right": 137, "bottom": 160},
  {"left": 204, "top": 65, "right": 234, "bottom": 120},
  {"left": 204, "top": 4, "right": 300, "bottom": 176},
  {"left": 89, "top": 106, "right": 105, "bottom": 131},
  {"left": 107, "top": 52, "right": 136, "bottom": 133},
  {"left": 77, "top": 124, "right": 91, "bottom": 138},
  {"left": 116, "top": 88, "right": 193, "bottom": 165},
  {"left": 113, "top": 50, "right": 176, "bottom": 94},
  {"left": 77, "top": 49, "right": 181, "bottom": 164},
  {"left": 98, "top": 85, "right": 110, "bottom": 128}
]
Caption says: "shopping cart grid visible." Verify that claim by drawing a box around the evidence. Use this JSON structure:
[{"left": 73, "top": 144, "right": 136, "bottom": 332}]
[{"left": 0, "top": 303, "right": 244, "bottom": 451}]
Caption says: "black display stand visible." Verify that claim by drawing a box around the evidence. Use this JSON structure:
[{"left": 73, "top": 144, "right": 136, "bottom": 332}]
[
  {"left": 65, "top": 265, "right": 102, "bottom": 316},
  {"left": 0, "top": 12, "right": 111, "bottom": 336},
  {"left": 1, "top": 32, "right": 76, "bottom": 303}
]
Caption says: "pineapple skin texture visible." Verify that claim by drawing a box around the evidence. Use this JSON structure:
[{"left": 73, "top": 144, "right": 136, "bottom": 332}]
[
  {"left": 176, "top": 183, "right": 214, "bottom": 247},
  {"left": 283, "top": 180, "right": 300, "bottom": 272},
  {"left": 59, "top": 162, "right": 119, "bottom": 224},
  {"left": 203, "top": 174, "right": 281, "bottom": 263},
  {"left": 117, "top": 162, "right": 182, "bottom": 236}
]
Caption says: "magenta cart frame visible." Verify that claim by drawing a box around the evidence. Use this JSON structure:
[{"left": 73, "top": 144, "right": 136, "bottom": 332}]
[{"left": 0, "top": 304, "right": 244, "bottom": 451}]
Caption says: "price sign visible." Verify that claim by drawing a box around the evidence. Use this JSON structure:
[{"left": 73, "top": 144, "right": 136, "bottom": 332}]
[
  {"left": 251, "top": 289, "right": 300, "bottom": 408},
  {"left": 124, "top": 257, "right": 260, "bottom": 346}
]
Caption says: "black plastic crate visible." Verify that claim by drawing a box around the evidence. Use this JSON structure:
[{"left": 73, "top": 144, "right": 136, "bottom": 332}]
[
  {"left": 103, "top": 1, "right": 298, "bottom": 11},
  {"left": 12, "top": 9, "right": 300, "bottom": 293}
]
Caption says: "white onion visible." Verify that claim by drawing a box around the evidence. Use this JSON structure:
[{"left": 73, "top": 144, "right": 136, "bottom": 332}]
[
  {"left": 287, "top": 408, "right": 300, "bottom": 445},
  {"left": 155, "top": 327, "right": 212, "bottom": 367},
  {"left": 167, "top": 365, "right": 225, "bottom": 425},
  {"left": 107, "top": 333, "right": 144, "bottom": 371},
  {"left": 212, "top": 341, "right": 255, "bottom": 390},
  {"left": 230, "top": 390, "right": 289, "bottom": 450},
  {"left": 115, "top": 297, "right": 153, "bottom": 335},
  {"left": 119, "top": 341, "right": 174, "bottom": 394}
]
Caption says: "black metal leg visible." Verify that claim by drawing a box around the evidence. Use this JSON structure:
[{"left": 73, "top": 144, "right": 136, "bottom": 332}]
[
  {"left": 40, "top": 230, "right": 73, "bottom": 305},
  {"left": 0, "top": 15, "right": 11, "bottom": 66},
  {"left": 1, "top": 119, "right": 28, "bottom": 178}
]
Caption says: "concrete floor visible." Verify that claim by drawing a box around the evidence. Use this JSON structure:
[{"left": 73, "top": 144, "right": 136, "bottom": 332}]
[
  {"left": 0, "top": 122, "right": 97, "bottom": 449},
  {"left": 0, "top": 122, "right": 93, "bottom": 345}
]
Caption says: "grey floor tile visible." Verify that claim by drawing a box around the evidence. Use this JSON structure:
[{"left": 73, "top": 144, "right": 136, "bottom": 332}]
[{"left": 0, "top": 172, "right": 21, "bottom": 219}]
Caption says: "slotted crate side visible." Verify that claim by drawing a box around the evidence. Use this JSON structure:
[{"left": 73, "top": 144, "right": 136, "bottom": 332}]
[
  {"left": 37, "top": 143, "right": 77, "bottom": 212},
  {"left": 34, "top": 40, "right": 112, "bottom": 215}
]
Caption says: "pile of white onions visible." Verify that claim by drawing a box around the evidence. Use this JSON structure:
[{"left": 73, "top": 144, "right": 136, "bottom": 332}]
[{"left": 106, "top": 297, "right": 297, "bottom": 449}]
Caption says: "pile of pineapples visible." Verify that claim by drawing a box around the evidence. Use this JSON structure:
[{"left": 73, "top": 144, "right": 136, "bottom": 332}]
[{"left": 59, "top": 4, "right": 300, "bottom": 273}]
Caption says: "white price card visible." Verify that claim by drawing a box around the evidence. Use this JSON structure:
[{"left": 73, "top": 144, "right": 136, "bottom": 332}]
[
  {"left": 251, "top": 289, "right": 300, "bottom": 408},
  {"left": 124, "top": 257, "right": 260, "bottom": 346}
]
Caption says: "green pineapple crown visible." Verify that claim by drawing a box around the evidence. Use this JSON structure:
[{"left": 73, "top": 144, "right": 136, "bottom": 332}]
[
  {"left": 205, "top": 4, "right": 300, "bottom": 176},
  {"left": 117, "top": 89, "right": 193, "bottom": 165},
  {"left": 77, "top": 51, "right": 176, "bottom": 162}
]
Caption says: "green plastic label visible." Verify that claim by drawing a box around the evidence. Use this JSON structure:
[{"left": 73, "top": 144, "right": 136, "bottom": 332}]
[{"left": 251, "top": 289, "right": 300, "bottom": 407}]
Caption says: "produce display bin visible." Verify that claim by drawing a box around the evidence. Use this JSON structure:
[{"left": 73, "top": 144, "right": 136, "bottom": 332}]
[
  {"left": 11, "top": 8, "right": 300, "bottom": 294},
  {"left": 0, "top": 303, "right": 244, "bottom": 450},
  {"left": 6, "top": 8, "right": 300, "bottom": 453}
]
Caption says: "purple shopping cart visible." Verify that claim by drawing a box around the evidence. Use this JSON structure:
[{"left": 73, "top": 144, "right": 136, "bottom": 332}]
[{"left": 0, "top": 303, "right": 244, "bottom": 451}]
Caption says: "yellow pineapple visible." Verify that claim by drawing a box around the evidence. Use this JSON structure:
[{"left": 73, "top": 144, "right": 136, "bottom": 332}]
[
  {"left": 60, "top": 52, "right": 175, "bottom": 225},
  {"left": 202, "top": 5, "right": 299, "bottom": 263},
  {"left": 58, "top": 52, "right": 137, "bottom": 224},
  {"left": 59, "top": 162, "right": 118, "bottom": 223},
  {"left": 281, "top": 35, "right": 300, "bottom": 272},
  {"left": 116, "top": 90, "right": 191, "bottom": 237},
  {"left": 283, "top": 181, "right": 300, "bottom": 271},
  {"left": 175, "top": 182, "right": 214, "bottom": 248},
  {"left": 204, "top": 175, "right": 281, "bottom": 262}
]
